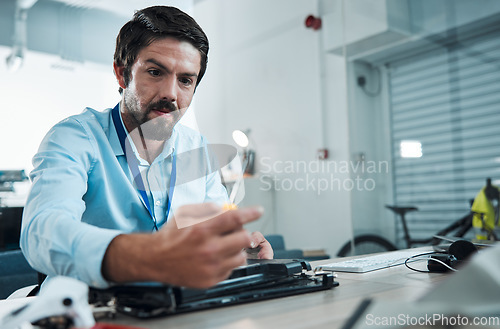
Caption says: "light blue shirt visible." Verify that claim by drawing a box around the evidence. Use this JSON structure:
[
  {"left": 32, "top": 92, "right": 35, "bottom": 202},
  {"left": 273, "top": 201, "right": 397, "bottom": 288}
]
[{"left": 20, "top": 106, "right": 228, "bottom": 288}]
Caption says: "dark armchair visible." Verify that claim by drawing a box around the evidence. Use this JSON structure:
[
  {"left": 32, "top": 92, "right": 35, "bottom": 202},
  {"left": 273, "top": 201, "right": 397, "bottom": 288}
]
[{"left": 0, "top": 249, "right": 38, "bottom": 299}]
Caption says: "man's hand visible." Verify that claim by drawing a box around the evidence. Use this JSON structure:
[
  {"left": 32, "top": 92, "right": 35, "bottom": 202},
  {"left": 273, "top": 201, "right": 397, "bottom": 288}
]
[
  {"left": 102, "top": 203, "right": 264, "bottom": 288},
  {"left": 246, "top": 231, "right": 274, "bottom": 259}
]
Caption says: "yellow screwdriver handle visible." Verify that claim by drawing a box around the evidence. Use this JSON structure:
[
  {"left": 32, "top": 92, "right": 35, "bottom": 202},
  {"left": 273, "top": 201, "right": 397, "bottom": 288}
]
[{"left": 223, "top": 203, "right": 238, "bottom": 210}]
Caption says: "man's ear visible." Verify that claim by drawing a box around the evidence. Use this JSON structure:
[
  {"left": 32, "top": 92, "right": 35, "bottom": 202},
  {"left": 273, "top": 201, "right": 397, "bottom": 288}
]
[{"left": 113, "top": 62, "right": 127, "bottom": 90}]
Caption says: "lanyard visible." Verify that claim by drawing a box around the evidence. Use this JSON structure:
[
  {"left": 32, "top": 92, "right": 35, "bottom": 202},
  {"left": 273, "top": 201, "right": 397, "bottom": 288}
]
[{"left": 111, "top": 104, "right": 177, "bottom": 231}]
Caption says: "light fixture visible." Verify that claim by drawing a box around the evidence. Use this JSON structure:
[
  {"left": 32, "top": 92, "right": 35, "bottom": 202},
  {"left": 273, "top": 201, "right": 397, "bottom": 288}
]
[
  {"left": 232, "top": 129, "right": 250, "bottom": 148},
  {"left": 232, "top": 129, "right": 255, "bottom": 175},
  {"left": 5, "top": 0, "right": 38, "bottom": 71},
  {"left": 400, "top": 140, "right": 423, "bottom": 158}
]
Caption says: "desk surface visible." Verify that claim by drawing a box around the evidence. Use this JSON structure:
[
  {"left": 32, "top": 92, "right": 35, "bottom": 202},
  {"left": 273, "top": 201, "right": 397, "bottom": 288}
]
[{"left": 110, "top": 248, "right": 448, "bottom": 329}]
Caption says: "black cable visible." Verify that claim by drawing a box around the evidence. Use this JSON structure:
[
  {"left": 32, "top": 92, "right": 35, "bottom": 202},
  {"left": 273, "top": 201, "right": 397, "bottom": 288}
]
[
  {"left": 404, "top": 251, "right": 437, "bottom": 273},
  {"left": 404, "top": 251, "right": 458, "bottom": 273}
]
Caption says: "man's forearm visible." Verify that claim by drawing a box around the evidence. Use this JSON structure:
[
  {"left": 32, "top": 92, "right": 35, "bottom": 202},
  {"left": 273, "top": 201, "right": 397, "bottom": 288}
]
[{"left": 101, "top": 233, "right": 160, "bottom": 283}]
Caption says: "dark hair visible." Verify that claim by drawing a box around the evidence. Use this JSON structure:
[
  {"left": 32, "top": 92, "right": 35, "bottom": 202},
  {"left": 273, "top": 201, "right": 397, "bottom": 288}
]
[{"left": 114, "top": 6, "right": 209, "bottom": 93}]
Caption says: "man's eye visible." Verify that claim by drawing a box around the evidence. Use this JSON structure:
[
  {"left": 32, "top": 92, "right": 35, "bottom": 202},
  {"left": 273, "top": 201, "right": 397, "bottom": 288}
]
[
  {"left": 179, "top": 77, "right": 193, "bottom": 86},
  {"left": 148, "top": 69, "right": 160, "bottom": 77}
]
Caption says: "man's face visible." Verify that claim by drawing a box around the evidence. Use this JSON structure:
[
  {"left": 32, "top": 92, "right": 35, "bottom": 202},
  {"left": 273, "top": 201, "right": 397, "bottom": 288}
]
[{"left": 115, "top": 37, "right": 201, "bottom": 140}]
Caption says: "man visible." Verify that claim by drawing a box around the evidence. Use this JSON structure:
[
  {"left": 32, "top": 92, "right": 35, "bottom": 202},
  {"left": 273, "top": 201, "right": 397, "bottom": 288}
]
[{"left": 20, "top": 6, "right": 272, "bottom": 290}]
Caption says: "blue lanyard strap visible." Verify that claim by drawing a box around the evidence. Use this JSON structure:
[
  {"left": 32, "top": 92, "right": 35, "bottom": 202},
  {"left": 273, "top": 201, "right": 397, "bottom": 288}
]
[
  {"left": 168, "top": 152, "right": 177, "bottom": 215},
  {"left": 111, "top": 104, "right": 176, "bottom": 231}
]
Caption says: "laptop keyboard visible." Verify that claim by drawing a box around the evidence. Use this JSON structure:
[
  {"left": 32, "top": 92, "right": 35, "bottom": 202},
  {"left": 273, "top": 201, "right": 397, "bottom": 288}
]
[{"left": 315, "top": 250, "right": 421, "bottom": 273}]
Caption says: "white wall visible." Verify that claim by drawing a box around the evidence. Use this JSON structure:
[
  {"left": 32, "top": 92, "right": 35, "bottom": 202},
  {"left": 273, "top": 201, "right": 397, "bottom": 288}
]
[
  {"left": 193, "top": 0, "right": 354, "bottom": 256},
  {"left": 0, "top": 46, "right": 120, "bottom": 172}
]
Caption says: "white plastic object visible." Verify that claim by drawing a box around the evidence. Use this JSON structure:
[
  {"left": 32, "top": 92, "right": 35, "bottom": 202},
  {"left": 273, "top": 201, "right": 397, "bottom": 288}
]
[{"left": 0, "top": 276, "right": 95, "bottom": 329}]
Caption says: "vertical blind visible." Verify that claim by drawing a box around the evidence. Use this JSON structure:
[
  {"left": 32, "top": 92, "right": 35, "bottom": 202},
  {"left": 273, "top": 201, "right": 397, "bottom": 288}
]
[{"left": 387, "top": 23, "right": 500, "bottom": 246}]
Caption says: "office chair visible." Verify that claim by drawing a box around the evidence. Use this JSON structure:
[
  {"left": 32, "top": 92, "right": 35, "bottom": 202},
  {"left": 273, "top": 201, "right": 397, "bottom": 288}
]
[{"left": 0, "top": 249, "right": 38, "bottom": 299}]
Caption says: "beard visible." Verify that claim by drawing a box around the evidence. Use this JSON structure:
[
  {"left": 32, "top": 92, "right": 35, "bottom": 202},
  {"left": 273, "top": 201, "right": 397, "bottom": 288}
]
[
  {"left": 139, "top": 111, "right": 180, "bottom": 141},
  {"left": 124, "top": 95, "right": 182, "bottom": 141}
]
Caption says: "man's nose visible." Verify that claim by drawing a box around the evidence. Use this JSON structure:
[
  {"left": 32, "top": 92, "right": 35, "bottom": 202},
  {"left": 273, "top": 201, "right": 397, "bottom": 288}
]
[{"left": 160, "top": 76, "right": 178, "bottom": 104}]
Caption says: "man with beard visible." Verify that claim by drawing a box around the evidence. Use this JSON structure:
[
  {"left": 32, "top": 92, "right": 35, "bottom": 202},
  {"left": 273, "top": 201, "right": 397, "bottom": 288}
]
[{"left": 20, "top": 6, "right": 273, "bottom": 290}]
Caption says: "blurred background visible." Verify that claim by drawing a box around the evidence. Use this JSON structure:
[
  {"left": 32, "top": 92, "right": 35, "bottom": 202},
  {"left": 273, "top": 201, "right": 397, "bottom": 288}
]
[{"left": 0, "top": 0, "right": 499, "bottom": 258}]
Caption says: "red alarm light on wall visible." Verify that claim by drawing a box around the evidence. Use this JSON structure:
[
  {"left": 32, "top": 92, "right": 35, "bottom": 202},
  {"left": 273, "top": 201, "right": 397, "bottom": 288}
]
[{"left": 305, "top": 15, "right": 322, "bottom": 30}]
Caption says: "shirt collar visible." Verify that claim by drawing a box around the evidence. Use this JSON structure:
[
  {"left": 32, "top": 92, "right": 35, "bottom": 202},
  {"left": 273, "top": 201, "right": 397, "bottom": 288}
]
[{"left": 158, "top": 127, "right": 177, "bottom": 160}]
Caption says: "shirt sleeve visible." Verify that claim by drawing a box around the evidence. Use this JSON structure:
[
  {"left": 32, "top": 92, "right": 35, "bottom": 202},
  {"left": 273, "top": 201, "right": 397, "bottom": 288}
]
[{"left": 20, "top": 117, "right": 122, "bottom": 288}]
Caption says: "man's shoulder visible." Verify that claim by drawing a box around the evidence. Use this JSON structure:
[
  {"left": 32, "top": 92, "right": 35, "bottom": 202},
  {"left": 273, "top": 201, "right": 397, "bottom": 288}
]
[
  {"left": 36, "top": 107, "right": 116, "bottom": 166},
  {"left": 42, "top": 107, "right": 113, "bottom": 150},
  {"left": 48, "top": 107, "right": 113, "bottom": 140},
  {"left": 58, "top": 107, "right": 111, "bottom": 128}
]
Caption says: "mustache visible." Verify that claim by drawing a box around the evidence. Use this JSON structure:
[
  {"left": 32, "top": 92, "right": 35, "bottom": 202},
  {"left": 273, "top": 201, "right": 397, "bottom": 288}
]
[{"left": 147, "top": 100, "right": 177, "bottom": 113}]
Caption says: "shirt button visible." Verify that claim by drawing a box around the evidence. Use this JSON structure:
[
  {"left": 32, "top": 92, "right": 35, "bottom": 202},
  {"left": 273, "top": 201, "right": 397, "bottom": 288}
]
[{"left": 155, "top": 200, "right": 161, "bottom": 206}]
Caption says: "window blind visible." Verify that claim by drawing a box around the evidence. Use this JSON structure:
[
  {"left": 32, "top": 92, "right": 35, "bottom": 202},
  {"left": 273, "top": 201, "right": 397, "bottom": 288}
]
[{"left": 387, "top": 23, "right": 500, "bottom": 246}]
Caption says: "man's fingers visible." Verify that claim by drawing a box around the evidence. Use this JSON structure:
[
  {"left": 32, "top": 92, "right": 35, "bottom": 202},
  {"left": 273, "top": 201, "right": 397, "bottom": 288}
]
[
  {"left": 249, "top": 231, "right": 274, "bottom": 259},
  {"left": 258, "top": 246, "right": 274, "bottom": 260},
  {"left": 171, "top": 204, "right": 263, "bottom": 231},
  {"left": 249, "top": 231, "right": 265, "bottom": 248},
  {"left": 205, "top": 206, "right": 264, "bottom": 234}
]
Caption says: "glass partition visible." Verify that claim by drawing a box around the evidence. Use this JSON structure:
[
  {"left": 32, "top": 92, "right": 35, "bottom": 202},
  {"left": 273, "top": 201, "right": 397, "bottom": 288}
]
[{"left": 343, "top": 0, "right": 500, "bottom": 255}]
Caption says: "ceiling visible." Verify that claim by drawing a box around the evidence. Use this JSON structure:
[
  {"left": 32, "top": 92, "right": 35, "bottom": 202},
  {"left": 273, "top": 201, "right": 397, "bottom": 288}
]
[
  {"left": 0, "top": 0, "right": 196, "bottom": 66},
  {"left": 46, "top": 0, "right": 193, "bottom": 17}
]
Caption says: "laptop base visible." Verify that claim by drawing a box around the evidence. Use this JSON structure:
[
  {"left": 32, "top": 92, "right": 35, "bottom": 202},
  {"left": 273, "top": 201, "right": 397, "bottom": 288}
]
[{"left": 89, "top": 259, "right": 338, "bottom": 318}]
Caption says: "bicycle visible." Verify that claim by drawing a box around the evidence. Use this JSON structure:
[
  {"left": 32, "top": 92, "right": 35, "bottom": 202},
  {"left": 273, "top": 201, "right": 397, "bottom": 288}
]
[{"left": 336, "top": 205, "right": 474, "bottom": 257}]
